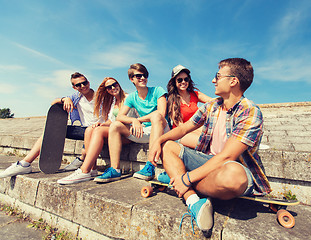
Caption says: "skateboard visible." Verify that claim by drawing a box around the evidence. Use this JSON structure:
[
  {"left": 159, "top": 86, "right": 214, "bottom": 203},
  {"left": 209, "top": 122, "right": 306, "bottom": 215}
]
[
  {"left": 141, "top": 180, "right": 300, "bottom": 228},
  {"left": 39, "top": 104, "right": 68, "bottom": 174}
]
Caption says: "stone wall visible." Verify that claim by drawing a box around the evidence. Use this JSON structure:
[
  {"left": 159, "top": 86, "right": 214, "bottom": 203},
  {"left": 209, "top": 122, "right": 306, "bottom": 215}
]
[{"left": 0, "top": 102, "right": 310, "bottom": 204}]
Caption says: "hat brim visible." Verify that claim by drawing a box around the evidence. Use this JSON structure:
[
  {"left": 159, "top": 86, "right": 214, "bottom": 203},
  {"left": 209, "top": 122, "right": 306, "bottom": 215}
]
[{"left": 170, "top": 68, "right": 190, "bottom": 81}]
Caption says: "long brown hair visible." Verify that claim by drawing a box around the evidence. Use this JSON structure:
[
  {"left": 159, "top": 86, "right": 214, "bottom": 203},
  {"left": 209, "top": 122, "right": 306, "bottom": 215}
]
[
  {"left": 167, "top": 70, "right": 198, "bottom": 126},
  {"left": 94, "top": 77, "right": 126, "bottom": 120}
]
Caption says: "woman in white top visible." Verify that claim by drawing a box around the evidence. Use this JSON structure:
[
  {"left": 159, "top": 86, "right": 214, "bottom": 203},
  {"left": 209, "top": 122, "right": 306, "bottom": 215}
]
[{"left": 57, "top": 77, "right": 130, "bottom": 184}]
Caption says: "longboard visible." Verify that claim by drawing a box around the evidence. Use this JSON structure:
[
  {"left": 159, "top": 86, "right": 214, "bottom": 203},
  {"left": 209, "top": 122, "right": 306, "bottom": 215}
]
[
  {"left": 39, "top": 104, "right": 68, "bottom": 174},
  {"left": 141, "top": 179, "right": 300, "bottom": 228}
]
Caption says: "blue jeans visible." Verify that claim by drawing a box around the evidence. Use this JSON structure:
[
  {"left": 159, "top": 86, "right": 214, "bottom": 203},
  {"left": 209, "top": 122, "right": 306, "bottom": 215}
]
[
  {"left": 178, "top": 144, "right": 254, "bottom": 196},
  {"left": 66, "top": 126, "right": 87, "bottom": 140}
]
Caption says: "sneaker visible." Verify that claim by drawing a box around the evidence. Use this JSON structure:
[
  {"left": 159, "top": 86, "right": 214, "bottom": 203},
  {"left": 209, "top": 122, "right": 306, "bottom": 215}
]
[
  {"left": 0, "top": 161, "right": 32, "bottom": 178},
  {"left": 57, "top": 168, "right": 93, "bottom": 185},
  {"left": 180, "top": 198, "right": 213, "bottom": 234},
  {"left": 62, "top": 157, "right": 83, "bottom": 171},
  {"left": 157, "top": 171, "right": 170, "bottom": 184},
  {"left": 93, "top": 167, "right": 121, "bottom": 183},
  {"left": 133, "top": 161, "right": 155, "bottom": 180}
]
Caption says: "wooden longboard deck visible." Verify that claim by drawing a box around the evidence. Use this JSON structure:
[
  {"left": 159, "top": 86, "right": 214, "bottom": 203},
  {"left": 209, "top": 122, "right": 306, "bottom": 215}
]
[
  {"left": 147, "top": 180, "right": 299, "bottom": 206},
  {"left": 240, "top": 195, "right": 299, "bottom": 206},
  {"left": 39, "top": 104, "right": 68, "bottom": 174}
]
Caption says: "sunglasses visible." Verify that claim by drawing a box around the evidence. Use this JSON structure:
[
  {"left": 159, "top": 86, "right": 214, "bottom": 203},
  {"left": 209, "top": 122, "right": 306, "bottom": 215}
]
[
  {"left": 74, "top": 80, "right": 89, "bottom": 88},
  {"left": 133, "top": 73, "right": 148, "bottom": 79},
  {"left": 106, "top": 82, "right": 119, "bottom": 90},
  {"left": 215, "top": 73, "right": 235, "bottom": 81},
  {"left": 176, "top": 77, "right": 190, "bottom": 83}
]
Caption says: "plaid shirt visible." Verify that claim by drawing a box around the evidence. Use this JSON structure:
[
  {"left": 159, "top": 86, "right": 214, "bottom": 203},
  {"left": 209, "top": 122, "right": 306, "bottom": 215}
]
[{"left": 191, "top": 96, "right": 271, "bottom": 195}]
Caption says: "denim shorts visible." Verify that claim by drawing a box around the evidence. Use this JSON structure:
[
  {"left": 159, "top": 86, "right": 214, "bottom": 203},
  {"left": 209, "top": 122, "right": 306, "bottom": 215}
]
[
  {"left": 66, "top": 126, "right": 87, "bottom": 140},
  {"left": 178, "top": 144, "right": 254, "bottom": 196}
]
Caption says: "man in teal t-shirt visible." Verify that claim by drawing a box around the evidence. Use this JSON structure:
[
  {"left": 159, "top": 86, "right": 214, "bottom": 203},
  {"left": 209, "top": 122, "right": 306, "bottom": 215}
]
[
  {"left": 124, "top": 86, "right": 166, "bottom": 127},
  {"left": 94, "top": 63, "right": 169, "bottom": 183}
]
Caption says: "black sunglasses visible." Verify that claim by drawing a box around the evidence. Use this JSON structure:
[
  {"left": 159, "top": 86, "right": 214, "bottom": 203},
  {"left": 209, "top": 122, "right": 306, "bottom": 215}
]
[
  {"left": 106, "top": 82, "right": 119, "bottom": 90},
  {"left": 74, "top": 80, "right": 89, "bottom": 88},
  {"left": 133, "top": 73, "right": 148, "bottom": 79},
  {"left": 176, "top": 77, "right": 190, "bottom": 83},
  {"left": 215, "top": 72, "right": 235, "bottom": 81}
]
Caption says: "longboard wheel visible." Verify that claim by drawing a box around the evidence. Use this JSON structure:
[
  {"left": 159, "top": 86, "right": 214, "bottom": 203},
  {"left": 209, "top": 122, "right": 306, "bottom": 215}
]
[
  {"left": 158, "top": 186, "right": 166, "bottom": 192},
  {"left": 141, "top": 186, "right": 153, "bottom": 198},
  {"left": 277, "top": 209, "right": 295, "bottom": 228}
]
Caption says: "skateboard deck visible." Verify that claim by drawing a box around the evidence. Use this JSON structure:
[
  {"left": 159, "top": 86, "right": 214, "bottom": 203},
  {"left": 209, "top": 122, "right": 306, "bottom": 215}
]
[
  {"left": 39, "top": 104, "right": 68, "bottom": 174},
  {"left": 141, "top": 179, "right": 299, "bottom": 228}
]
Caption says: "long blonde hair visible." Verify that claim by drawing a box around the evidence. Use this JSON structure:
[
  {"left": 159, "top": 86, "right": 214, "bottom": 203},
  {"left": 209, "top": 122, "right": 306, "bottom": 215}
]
[{"left": 94, "top": 77, "right": 126, "bottom": 120}]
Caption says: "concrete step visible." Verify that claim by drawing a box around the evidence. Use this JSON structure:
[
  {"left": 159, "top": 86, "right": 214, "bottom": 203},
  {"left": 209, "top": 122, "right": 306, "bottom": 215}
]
[{"left": 0, "top": 155, "right": 310, "bottom": 240}]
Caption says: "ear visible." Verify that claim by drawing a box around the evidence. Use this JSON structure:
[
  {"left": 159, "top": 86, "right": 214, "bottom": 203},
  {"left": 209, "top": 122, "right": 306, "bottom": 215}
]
[{"left": 230, "top": 77, "right": 239, "bottom": 87}]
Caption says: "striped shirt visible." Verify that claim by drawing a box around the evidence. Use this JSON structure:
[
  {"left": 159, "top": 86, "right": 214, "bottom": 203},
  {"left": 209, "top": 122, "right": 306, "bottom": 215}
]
[{"left": 191, "top": 96, "right": 271, "bottom": 195}]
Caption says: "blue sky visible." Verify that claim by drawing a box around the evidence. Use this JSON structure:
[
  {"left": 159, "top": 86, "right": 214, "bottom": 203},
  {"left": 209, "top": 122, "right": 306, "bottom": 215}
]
[{"left": 0, "top": 0, "right": 310, "bottom": 118}]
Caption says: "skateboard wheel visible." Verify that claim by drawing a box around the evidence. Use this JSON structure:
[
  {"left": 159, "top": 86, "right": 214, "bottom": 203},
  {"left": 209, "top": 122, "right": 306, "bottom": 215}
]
[
  {"left": 158, "top": 186, "right": 166, "bottom": 192},
  {"left": 141, "top": 186, "right": 153, "bottom": 198},
  {"left": 277, "top": 209, "right": 295, "bottom": 228}
]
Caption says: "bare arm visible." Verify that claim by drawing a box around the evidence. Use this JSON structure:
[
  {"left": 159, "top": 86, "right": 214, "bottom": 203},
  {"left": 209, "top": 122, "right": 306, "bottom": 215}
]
[
  {"left": 148, "top": 120, "right": 200, "bottom": 165},
  {"left": 51, "top": 97, "right": 74, "bottom": 112},
  {"left": 197, "top": 91, "right": 212, "bottom": 103}
]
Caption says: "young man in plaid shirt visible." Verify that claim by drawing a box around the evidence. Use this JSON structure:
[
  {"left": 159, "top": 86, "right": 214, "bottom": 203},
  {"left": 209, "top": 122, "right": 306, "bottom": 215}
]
[{"left": 148, "top": 58, "right": 271, "bottom": 235}]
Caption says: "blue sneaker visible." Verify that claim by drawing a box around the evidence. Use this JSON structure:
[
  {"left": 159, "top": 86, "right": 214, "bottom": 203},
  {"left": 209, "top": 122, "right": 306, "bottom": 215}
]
[
  {"left": 93, "top": 167, "right": 121, "bottom": 183},
  {"left": 180, "top": 198, "right": 213, "bottom": 234},
  {"left": 157, "top": 172, "right": 170, "bottom": 184},
  {"left": 133, "top": 161, "right": 155, "bottom": 180}
]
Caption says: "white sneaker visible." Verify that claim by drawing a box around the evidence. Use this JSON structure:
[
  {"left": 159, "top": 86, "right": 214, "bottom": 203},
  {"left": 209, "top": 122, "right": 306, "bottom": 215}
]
[
  {"left": 63, "top": 157, "right": 83, "bottom": 171},
  {"left": 0, "top": 161, "right": 32, "bottom": 178},
  {"left": 57, "top": 168, "right": 93, "bottom": 185}
]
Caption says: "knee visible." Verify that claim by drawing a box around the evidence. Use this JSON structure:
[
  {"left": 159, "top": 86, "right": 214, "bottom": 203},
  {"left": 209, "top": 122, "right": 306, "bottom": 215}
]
[
  {"left": 216, "top": 163, "right": 248, "bottom": 194},
  {"left": 162, "top": 141, "right": 180, "bottom": 156},
  {"left": 150, "top": 112, "right": 165, "bottom": 125},
  {"left": 85, "top": 126, "right": 93, "bottom": 136},
  {"left": 92, "top": 126, "right": 106, "bottom": 138},
  {"left": 109, "top": 121, "right": 124, "bottom": 133}
]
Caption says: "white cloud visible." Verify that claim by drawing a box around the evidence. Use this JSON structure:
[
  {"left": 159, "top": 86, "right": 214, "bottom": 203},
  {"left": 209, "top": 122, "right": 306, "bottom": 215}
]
[
  {"left": 270, "top": 2, "right": 311, "bottom": 48},
  {"left": 0, "top": 83, "right": 17, "bottom": 94},
  {"left": 0, "top": 65, "right": 25, "bottom": 71},
  {"left": 13, "top": 42, "right": 67, "bottom": 66},
  {"left": 40, "top": 70, "right": 75, "bottom": 88},
  {"left": 90, "top": 42, "right": 155, "bottom": 69},
  {"left": 256, "top": 57, "right": 311, "bottom": 83}
]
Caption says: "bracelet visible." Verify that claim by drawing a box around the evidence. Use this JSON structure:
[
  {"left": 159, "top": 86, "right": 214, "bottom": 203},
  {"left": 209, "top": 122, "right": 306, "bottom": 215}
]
[
  {"left": 181, "top": 173, "right": 191, "bottom": 187},
  {"left": 61, "top": 97, "right": 65, "bottom": 103},
  {"left": 186, "top": 172, "right": 192, "bottom": 184}
]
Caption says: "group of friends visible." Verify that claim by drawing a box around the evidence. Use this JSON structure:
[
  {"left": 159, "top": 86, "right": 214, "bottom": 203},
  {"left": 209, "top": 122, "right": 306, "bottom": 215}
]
[{"left": 0, "top": 58, "right": 271, "bottom": 234}]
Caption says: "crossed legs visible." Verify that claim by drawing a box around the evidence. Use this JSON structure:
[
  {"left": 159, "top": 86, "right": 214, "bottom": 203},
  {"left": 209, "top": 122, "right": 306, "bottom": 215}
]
[{"left": 161, "top": 140, "right": 248, "bottom": 201}]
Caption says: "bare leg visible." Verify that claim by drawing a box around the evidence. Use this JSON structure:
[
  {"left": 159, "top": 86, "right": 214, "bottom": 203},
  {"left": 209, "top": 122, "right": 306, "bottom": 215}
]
[
  {"left": 161, "top": 141, "right": 248, "bottom": 200},
  {"left": 23, "top": 135, "right": 43, "bottom": 164},
  {"left": 179, "top": 127, "right": 202, "bottom": 149},
  {"left": 80, "top": 126, "right": 109, "bottom": 173},
  {"left": 149, "top": 112, "right": 167, "bottom": 149},
  {"left": 161, "top": 141, "right": 196, "bottom": 201},
  {"left": 108, "top": 121, "right": 132, "bottom": 169},
  {"left": 195, "top": 162, "right": 248, "bottom": 200},
  {"left": 83, "top": 126, "right": 94, "bottom": 153}
]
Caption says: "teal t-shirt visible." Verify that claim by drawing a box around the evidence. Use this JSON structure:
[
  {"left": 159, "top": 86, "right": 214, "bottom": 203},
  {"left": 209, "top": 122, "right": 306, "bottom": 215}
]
[{"left": 124, "top": 86, "right": 166, "bottom": 127}]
